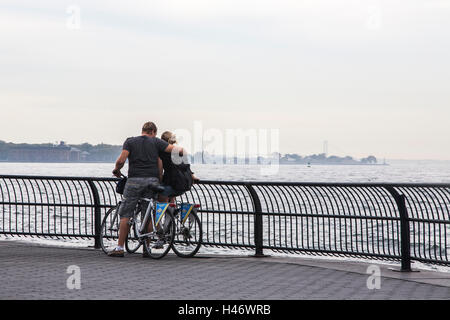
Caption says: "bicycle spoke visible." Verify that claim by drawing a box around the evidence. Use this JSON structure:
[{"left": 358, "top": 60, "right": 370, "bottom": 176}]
[
  {"left": 143, "top": 211, "right": 175, "bottom": 259},
  {"left": 125, "top": 208, "right": 143, "bottom": 254},
  {"left": 172, "top": 211, "right": 202, "bottom": 258},
  {"left": 100, "top": 206, "right": 121, "bottom": 254}
]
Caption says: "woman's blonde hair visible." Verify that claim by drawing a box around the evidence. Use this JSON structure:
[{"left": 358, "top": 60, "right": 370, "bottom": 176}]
[{"left": 161, "top": 131, "right": 177, "bottom": 144}]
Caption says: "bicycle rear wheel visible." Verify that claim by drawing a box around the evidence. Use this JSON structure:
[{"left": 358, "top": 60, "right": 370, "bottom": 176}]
[
  {"left": 171, "top": 211, "right": 202, "bottom": 258},
  {"left": 142, "top": 211, "right": 175, "bottom": 259},
  {"left": 99, "top": 205, "right": 120, "bottom": 254}
]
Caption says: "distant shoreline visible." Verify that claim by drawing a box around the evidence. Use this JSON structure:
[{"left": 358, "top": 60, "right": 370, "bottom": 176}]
[
  {"left": 0, "top": 160, "right": 114, "bottom": 164},
  {"left": 0, "top": 160, "right": 389, "bottom": 166},
  {"left": 279, "top": 163, "right": 389, "bottom": 166}
]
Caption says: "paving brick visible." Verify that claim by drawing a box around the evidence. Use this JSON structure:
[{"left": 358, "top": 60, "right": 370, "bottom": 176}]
[{"left": 0, "top": 241, "right": 449, "bottom": 300}]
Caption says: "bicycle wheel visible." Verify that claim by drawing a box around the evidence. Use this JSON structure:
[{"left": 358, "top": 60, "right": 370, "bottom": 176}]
[
  {"left": 99, "top": 205, "right": 121, "bottom": 254},
  {"left": 125, "top": 207, "right": 143, "bottom": 254},
  {"left": 142, "top": 210, "right": 175, "bottom": 259},
  {"left": 171, "top": 211, "right": 203, "bottom": 258}
]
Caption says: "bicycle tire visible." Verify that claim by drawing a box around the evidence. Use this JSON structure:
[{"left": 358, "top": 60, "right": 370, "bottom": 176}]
[
  {"left": 171, "top": 211, "right": 203, "bottom": 258},
  {"left": 99, "top": 206, "right": 120, "bottom": 254},
  {"left": 125, "top": 222, "right": 142, "bottom": 253},
  {"left": 142, "top": 211, "right": 175, "bottom": 259},
  {"left": 125, "top": 208, "right": 143, "bottom": 254}
]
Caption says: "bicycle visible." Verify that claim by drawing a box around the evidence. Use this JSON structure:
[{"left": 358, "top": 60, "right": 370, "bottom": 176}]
[
  {"left": 99, "top": 184, "right": 175, "bottom": 259},
  {"left": 127, "top": 201, "right": 203, "bottom": 258},
  {"left": 128, "top": 200, "right": 203, "bottom": 257}
]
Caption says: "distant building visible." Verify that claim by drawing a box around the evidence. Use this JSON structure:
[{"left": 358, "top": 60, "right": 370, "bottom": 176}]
[
  {"left": 69, "top": 147, "right": 81, "bottom": 161},
  {"left": 7, "top": 141, "right": 81, "bottom": 162},
  {"left": 80, "top": 151, "right": 90, "bottom": 161}
]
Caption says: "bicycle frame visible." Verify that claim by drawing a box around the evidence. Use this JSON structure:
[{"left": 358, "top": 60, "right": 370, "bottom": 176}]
[
  {"left": 137, "top": 197, "right": 172, "bottom": 239},
  {"left": 138, "top": 197, "right": 155, "bottom": 236},
  {"left": 107, "top": 197, "right": 163, "bottom": 239}
]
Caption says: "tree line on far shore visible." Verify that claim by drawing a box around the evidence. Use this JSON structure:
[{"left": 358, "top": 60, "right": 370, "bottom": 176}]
[
  {"left": 0, "top": 141, "right": 121, "bottom": 162},
  {"left": 0, "top": 140, "right": 379, "bottom": 165}
]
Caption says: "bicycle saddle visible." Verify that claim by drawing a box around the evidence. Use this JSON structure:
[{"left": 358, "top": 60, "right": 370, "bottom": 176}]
[{"left": 149, "top": 185, "right": 165, "bottom": 193}]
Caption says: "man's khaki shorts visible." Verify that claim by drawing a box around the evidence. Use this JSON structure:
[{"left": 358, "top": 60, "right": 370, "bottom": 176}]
[{"left": 117, "top": 177, "right": 159, "bottom": 218}]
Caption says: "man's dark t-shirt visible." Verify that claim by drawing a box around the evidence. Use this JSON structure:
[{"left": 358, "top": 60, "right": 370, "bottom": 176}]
[{"left": 123, "top": 136, "right": 169, "bottom": 178}]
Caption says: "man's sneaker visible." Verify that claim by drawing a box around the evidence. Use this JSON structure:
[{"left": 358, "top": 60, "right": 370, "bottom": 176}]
[
  {"left": 152, "top": 240, "right": 165, "bottom": 249},
  {"left": 107, "top": 248, "right": 124, "bottom": 257},
  {"left": 142, "top": 250, "right": 150, "bottom": 258}
]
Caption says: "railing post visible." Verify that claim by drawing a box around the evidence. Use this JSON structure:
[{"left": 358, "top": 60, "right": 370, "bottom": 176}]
[
  {"left": 385, "top": 187, "right": 412, "bottom": 272},
  {"left": 87, "top": 179, "right": 102, "bottom": 249},
  {"left": 245, "top": 184, "right": 267, "bottom": 257},
  {"left": 398, "top": 194, "right": 412, "bottom": 271}
]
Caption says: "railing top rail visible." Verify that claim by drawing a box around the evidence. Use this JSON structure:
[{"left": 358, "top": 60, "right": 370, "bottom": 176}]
[
  {"left": 198, "top": 180, "right": 450, "bottom": 188},
  {"left": 0, "top": 174, "right": 449, "bottom": 188},
  {"left": 0, "top": 175, "right": 117, "bottom": 181}
]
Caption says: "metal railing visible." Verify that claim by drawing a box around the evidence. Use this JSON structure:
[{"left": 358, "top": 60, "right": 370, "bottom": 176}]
[{"left": 0, "top": 175, "right": 449, "bottom": 269}]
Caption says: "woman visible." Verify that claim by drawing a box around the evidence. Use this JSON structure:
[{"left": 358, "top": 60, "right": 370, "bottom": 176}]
[{"left": 158, "top": 131, "right": 198, "bottom": 202}]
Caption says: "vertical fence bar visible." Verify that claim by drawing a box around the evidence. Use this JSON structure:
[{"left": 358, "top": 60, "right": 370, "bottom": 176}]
[
  {"left": 87, "top": 179, "right": 102, "bottom": 249},
  {"left": 245, "top": 184, "right": 266, "bottom": 257},
  {"left": 398, "top": 194, "right": 412, "bottom": 271},
  {"left": 385, "top": 186, "right": 412, "bottom": 271}
]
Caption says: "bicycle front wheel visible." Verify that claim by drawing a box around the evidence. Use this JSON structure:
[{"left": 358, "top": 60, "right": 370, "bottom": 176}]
[
  {"left": 99, "top": 205, "right": 121, "bottom": 254},
  {"left": 142, "top": 211, "right": 175, "bottom": 259},
  {"left": 125, "top": 207, "right": 143, "bottom": 254},
  {"left": 171, "top": 211, "right": 202, "bottom": 258}
]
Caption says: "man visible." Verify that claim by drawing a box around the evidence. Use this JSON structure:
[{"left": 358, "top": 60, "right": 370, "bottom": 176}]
[{"left": 108, "top": 121, "right": 183, "bottom": 257}]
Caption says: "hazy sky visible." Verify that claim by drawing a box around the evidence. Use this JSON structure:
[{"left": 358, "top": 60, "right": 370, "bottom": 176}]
[{"left": 1, "top": 0, "right": 449, "bottom": 160}]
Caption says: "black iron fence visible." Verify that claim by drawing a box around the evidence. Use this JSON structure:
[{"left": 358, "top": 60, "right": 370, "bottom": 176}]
[{"left": 0, "top": 175, "right": 449, "bottom": 269}]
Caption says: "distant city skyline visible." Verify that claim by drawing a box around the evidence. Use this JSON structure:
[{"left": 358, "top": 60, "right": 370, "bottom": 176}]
[
  {"left": 0, "top": 139, "right": 438, "bottom": 162},
  {"left": 0, "top": 139, "right": 382, "bottom": 165},
  {"left": 1, "top": 1, "right": 449, "bottom": 160}
]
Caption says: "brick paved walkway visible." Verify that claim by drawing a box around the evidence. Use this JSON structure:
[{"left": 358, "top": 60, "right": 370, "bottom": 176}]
[{"left": 1, "top": 241, "right": 449, "bottom": 300}]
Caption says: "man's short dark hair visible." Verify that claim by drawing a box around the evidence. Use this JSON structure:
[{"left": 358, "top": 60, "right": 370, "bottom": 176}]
[{"left": 142, "top": 122, "right": 157, "bottom": 134}]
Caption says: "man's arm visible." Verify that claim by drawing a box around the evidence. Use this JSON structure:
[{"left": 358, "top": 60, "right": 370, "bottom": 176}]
[
  {"left": 112, "top": 150, "right": 129, "bottom": 177},
  {"left": 164, "top": 144, "right": 183, "bottom": 156}
]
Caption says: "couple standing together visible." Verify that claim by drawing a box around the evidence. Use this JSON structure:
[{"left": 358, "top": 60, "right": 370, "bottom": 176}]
[{"left": 109, "top": 121, "right": 197, "bottom": 257}]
